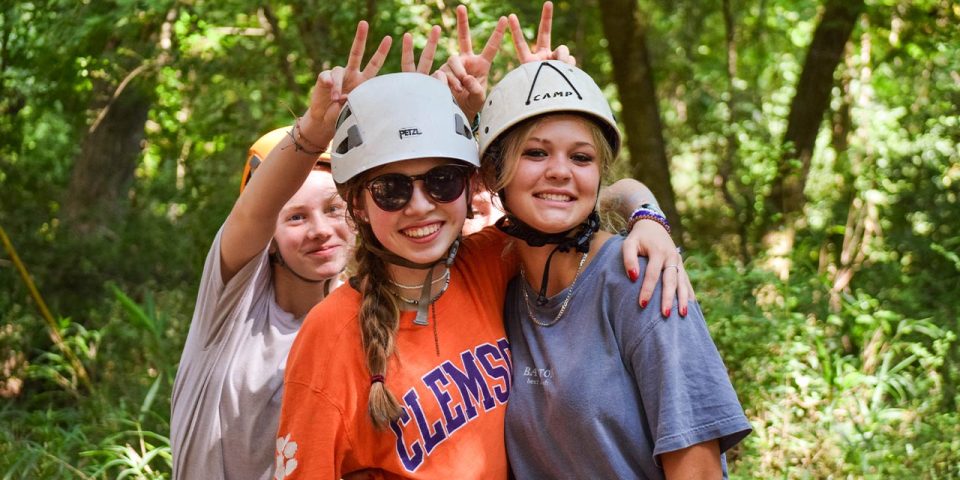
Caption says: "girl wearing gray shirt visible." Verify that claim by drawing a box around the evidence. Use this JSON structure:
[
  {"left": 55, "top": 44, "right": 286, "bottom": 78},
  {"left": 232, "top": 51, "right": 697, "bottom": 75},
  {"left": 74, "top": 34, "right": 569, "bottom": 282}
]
[{"left": 477, "top": 60, "right": 752, "bottom": 478}]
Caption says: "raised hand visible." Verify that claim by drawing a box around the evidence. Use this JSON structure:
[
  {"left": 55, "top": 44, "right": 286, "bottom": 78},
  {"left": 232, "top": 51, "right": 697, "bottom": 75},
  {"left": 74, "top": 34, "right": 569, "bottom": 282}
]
[
  {"left": 400, "top": 25, "right": 442, "bottom": 74},
  {"left": 508, "top": 1, "right": 575, "bottom": 65},
  {"left": 300, "top": 21, "right": 392, "bottom": 146},
  {"left": 439, "top": 6, "right": 507, "bottom": 120}
]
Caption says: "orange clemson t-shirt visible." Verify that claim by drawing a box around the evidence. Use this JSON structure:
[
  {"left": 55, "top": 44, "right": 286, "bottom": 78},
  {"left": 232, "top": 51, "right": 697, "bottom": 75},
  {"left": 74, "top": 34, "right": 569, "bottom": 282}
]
[{"left": 275, "top": 227, "right": 514, "bottom": 479}]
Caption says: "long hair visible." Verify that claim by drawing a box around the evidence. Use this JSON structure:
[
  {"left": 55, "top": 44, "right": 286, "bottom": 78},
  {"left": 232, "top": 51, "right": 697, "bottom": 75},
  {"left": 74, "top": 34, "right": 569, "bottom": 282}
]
[{"left": 339, "top": 179, "right": 404, "bottom": 429}]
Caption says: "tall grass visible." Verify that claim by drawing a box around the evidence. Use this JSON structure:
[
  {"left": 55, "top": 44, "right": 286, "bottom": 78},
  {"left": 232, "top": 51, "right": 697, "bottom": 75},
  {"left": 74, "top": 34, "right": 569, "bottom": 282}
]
[
  {"left": 0, "top": 286, "right": 183, "bottom": 478},
  {"left": 693, "top": 251, "right": 959, "bottom": 478}
]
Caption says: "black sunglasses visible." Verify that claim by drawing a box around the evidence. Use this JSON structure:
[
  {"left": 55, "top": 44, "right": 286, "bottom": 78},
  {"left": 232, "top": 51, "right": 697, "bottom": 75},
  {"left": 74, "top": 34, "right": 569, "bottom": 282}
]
[{"left": 365, "top": 164, "right": 471, "bottom": 212}]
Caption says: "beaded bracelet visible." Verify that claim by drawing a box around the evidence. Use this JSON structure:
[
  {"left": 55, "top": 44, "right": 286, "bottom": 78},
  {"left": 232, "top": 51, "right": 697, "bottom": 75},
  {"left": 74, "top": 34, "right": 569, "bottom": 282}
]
[{"left": 626, "top": 203, "right": 671, "bottom": 234}]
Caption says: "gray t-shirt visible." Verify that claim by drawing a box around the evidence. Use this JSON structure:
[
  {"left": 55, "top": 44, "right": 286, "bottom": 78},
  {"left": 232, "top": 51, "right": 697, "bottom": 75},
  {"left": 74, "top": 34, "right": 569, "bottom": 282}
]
[
  {"left": 504, "top": 235, "right": 752, "bottom": 479},
  {"left": 171, "top": 227, "right": 303, "bottom": 480}
]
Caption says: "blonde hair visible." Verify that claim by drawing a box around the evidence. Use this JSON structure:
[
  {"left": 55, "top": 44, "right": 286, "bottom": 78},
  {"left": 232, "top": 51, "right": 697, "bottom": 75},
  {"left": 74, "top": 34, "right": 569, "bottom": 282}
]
[
  {"left": 339, "top": 180, "right": 405, "bottom": 429},
  {"left": 480, "top": 113, "right": 615, "bottom": 195}
]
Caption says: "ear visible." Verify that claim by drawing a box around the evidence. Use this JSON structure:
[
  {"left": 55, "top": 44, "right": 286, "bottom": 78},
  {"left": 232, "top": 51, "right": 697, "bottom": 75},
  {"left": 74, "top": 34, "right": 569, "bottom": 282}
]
[{"left": 268, "top": 238, "right": 279, "bottom": 255}]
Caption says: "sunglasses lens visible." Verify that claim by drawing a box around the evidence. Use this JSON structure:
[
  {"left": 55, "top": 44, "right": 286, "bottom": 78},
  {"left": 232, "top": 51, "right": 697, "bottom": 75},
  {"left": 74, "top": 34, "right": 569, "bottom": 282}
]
[
  {"left": 368, "top": 174, "right": 412, "bottom": 211},
  {"left": 425, "top": 166, "right": 467, "bottom": 203},
  {"left": 367, "top": 165, "right": 469, "bottom": 211}
]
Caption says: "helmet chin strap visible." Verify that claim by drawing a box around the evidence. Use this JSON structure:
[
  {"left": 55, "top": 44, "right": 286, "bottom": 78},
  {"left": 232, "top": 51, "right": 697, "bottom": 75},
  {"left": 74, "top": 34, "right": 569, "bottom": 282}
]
[
  {"left": 352, "top": 227, "right": 461, "bottom": 327},
  {"left": 495, "top": 172, "right": 604, "bottom": 305},
  {"left": 271, "top": 251, "right": 334, "bottom": 294},
  {"left": 495, "top": 210, "right": 600, "bottom": 306},
  {"left": 347, "top": 189, "right": 470, "bottom": 326}
]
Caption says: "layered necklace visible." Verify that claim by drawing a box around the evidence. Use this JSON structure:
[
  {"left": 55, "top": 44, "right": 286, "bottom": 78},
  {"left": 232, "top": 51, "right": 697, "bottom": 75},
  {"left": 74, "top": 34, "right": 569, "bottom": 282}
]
[
  {"left": 518, "top": 250, "right": 589, "bottom": 327},
  {"left": 389, "top": 268, "right": 449, "bottom": 291},
  {"left": 389, "top": 267, "right": 451, "bottom": 355},
  {"left": 390, "top": 267, "right": 452, "bottom": 306}
]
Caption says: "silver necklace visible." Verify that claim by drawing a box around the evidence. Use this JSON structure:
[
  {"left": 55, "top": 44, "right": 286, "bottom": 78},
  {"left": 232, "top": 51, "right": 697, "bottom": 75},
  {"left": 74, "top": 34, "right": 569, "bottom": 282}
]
[
  {"left": 389, "top": 268, "right": 450, "bottom": 290},
  {"left": 519, "top": 251, "right": 588, "bottom": 327},
  {"left": 393, "top": 267, "right": 451, "bottom": 305}
]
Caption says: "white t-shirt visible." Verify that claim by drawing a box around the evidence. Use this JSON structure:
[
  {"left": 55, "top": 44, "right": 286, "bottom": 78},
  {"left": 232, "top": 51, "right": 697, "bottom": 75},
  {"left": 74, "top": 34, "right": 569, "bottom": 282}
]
[{"left": 171, "top": 227, "right": 304, "bottom": 480}]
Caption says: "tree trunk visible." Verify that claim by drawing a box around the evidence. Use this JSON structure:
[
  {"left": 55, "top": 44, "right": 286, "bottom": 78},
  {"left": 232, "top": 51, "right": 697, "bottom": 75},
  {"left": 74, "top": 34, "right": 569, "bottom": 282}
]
[
  {"left": 597, "top": 0, "right": 682, "bottom": 241},
  {"left": 63, "top": 81, "right": 151, "bottom": 235},
  {"left": 767, "top": 0, "right": 865, "bottom": 224},
  {"left": 719, "top": 0, "right": 754, "bottom": 263}
]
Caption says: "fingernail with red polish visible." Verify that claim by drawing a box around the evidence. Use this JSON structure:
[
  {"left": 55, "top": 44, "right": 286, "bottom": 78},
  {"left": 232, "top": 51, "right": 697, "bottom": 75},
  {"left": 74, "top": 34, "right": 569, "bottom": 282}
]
[
  {"left": 628, "top": 268, "right": 639, "bottom": 282},
  {"left": 663, "top": 307, "right": 671, "bottom": 317},
  {"left": 681, "top": 306, "right": 687, "bottom": 317},
  {"left": 640, "top": 299, "right": 648, "bottom": 309}
]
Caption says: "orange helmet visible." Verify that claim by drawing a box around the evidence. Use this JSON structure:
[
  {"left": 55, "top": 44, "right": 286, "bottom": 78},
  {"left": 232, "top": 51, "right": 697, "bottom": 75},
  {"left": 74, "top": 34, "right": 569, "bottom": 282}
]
[{"left": 240, "top": 127, "right": 332, "bottom": 193}]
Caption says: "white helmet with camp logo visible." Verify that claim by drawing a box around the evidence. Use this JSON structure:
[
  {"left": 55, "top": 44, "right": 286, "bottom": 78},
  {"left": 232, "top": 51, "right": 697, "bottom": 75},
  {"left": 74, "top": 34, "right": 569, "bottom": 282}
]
[
  {"left": 330, "top": 73, "right": 479, "bottom": 184},
  {"left": 477, "top": 60, "right": 620, "bottom": 160}
]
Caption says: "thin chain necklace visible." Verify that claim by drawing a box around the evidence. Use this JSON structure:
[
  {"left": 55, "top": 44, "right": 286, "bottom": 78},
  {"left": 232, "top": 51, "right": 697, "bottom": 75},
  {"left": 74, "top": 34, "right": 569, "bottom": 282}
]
[
  {"left": 389, "top": 268, "right": 450, "bottom": 290},
  {"left": 519, "top": 251, "right": 588, "bottom": 327},
  {"left": 393, "top": 267, "right": 452, "bottom": 305}
]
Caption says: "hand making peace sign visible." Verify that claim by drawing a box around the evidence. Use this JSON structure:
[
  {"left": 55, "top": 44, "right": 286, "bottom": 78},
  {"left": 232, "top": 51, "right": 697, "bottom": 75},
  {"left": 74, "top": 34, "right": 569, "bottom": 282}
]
[
  {"left": 439, "top": 6, "right": 508, "bottom": 120},
  {"left": 400, "top": 25, "right": 442, "bottom": 75},
  {"left": 299, "top": 21, "right": 392, "bottom": 147},
  {"left": 508, "top": 1, "right": 575, "bottom": 65}
]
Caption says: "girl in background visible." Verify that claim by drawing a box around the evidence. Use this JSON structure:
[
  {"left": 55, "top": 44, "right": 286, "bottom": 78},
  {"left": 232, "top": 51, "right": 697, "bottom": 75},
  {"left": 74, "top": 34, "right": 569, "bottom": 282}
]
[{"left": 171, "top": 22, "right": 391, "bottom": 480}]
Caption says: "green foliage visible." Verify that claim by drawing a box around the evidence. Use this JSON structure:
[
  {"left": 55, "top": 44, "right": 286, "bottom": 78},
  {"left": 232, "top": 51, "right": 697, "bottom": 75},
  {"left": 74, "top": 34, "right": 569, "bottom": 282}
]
[
  {"left": 0, "top": 286, "right": 181, "bottom": 478},
  {"left": 695, "top": 255, "right": 958, "bottom": 478},
  {"left": 82, "top": 379, "right": 172, "bottom": 480}
]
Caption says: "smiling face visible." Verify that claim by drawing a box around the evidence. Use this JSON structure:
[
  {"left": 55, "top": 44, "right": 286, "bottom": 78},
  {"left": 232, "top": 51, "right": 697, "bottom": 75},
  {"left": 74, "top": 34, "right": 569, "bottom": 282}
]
[
  {"left": 360, "top": 157, "right": 469, "bottom": 266},
  {"left": 501, "top": 114, "right": 605, "bottom": 234},
  {"left": 272, "top": 168, "right": 354, "bottom": 281}
]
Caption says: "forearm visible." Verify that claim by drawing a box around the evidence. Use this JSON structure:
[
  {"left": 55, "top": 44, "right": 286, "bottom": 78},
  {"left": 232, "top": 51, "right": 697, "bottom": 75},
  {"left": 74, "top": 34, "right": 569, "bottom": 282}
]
[
  {"left": 232, "top": 117, "right": 331, "bottom": 225},
  {"left": 221, "top": 118, "right": 331, "bottom": 278},
  {"left": 661, "top": 439, "right": 722, "bottom": 479},
  {"left": 599, "top": 178, "right": 660, "bottom": 220}
]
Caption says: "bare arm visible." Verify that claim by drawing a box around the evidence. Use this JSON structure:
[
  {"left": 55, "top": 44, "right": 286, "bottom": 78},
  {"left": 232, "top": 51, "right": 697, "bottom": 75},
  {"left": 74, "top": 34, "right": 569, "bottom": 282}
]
[
  {"left": 660, "top": 440, "right": 722, "bottom": 479},
  {"left": 219, "top": 21, "right": 392, "bottom": 283},
  {"left": 600, "top": 177, "right": 659, "bottom": 216}
]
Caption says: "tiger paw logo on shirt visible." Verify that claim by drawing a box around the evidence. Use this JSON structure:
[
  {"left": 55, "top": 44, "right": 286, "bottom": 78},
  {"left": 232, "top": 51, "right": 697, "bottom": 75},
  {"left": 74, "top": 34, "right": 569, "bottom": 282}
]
[{"left": 274, "top": 434, "right": 298, "bottom": 480}]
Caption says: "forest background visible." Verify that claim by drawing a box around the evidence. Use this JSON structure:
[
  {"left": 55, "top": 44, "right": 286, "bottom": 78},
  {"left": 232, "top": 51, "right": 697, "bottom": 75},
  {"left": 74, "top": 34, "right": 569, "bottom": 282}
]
[{"left": 1, "top": 0, "right": 958, "bottom": 477}]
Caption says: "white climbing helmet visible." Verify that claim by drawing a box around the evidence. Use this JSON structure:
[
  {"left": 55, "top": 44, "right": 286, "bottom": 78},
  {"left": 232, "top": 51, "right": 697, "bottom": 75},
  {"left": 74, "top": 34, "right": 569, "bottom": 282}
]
[
  {"left": 477, "top": 60, "right": 620, "bottom": 159},
  {"left": 330, "top": 73, "right": 479, "bottom": 184}
]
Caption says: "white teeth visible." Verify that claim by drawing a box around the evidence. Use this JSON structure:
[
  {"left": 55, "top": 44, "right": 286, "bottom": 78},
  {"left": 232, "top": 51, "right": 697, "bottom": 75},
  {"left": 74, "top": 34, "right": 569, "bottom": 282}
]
[
  {"left": 402, "top": 224, "right": 441, "bottom": 238},
  {"left": 536, "top": 193, "right": 572, "bottom": 202}
]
